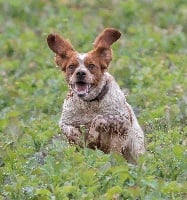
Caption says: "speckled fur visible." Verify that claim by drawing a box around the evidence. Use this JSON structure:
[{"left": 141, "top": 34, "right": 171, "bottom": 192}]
[
  {"left": 47, "top": 28, "right": 145, "bottom": 162},
  {"left": 59, "top": 72, "right": 145, "bottom": 162}
]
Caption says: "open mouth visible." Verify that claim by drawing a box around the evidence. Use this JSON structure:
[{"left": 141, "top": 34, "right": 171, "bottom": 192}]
[{"left": 71, "top": 81, "right": 92, "bottom": 97}]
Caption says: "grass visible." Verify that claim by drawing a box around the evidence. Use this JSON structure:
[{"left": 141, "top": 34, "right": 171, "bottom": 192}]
[{"left": 0, "top": 0, "right": 187, "bottom": 199}]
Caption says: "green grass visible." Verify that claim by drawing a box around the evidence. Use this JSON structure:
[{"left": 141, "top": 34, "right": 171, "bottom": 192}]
[{"left": 0, "top": 0, "right": 187, "bottom": 199}]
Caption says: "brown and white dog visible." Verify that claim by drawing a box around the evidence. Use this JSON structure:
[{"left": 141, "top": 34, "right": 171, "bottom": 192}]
[{"left": 47, "top": 28, "right": 145, "bottom": 162}]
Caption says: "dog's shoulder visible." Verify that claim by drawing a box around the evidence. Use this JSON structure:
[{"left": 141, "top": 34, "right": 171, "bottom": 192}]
[{"left": 100, "top": 73, "right": 127, "bottom": 110}]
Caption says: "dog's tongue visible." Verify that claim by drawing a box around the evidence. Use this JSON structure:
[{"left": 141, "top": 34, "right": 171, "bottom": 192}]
[{"left": 75, "top": 83, "right": 88, "bottom": 96}]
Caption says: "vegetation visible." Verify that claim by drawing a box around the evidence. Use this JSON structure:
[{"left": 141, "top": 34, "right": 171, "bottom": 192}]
[{"left": 0, "top": 0, "right": 187, "bottom": 199}]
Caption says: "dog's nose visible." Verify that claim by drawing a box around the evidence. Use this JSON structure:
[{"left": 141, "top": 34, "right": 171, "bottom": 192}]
[{"left": 76, "top": 71, "right": 86, "bottom": 79}]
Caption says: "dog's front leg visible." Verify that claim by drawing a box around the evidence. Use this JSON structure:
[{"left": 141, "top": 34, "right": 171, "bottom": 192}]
[
  {"left": 60, "top": 124, "right": 83, "bottom": 147},
  {"left": 87, "top": 114, "right": 145, "bottom": 162},
  {"left": 87, "top": 115, "right": 131, "bottom": 153}
]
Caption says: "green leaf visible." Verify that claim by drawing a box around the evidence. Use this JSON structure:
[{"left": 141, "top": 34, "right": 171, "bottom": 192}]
[
  {"left": 106, "top": 186, "right": 123, "bottom": 200},
  {"left": 35, "top": 188, "right": 51, "bottom": 196},
  {"left": 81, "top": 169, "right": 97, "bottom": 186},
  {"left": 61, "top": 185, "right": 76, "bottom": 194},
  {"left": 161, "top": 181, "right": 187, "bottom": 193},
  {"left": 173, "top": 145, "right": 185, "bottom": 158}
]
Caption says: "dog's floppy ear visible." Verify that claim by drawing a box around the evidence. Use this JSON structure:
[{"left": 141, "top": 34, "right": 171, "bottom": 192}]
[
  {"left": 47, "top": 33, "right": 75, "bottom": 71},
  {"left": 94, "top": 28, "right": 121, "bottom": 49},
  {"left": 93, "top": 28, "right": 121, "bottom": 68},
  {"left": 47, "top": 33, "right": 74, "bottom": 57}
]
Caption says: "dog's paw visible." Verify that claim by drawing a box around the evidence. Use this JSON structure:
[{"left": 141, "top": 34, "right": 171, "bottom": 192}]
[{"left": 91, "top": 115, "right": 109, "bottom": 133}]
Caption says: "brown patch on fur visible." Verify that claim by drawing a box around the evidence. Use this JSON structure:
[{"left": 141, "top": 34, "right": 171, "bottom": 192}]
[
  {"left": 86, "top": 50, "right": 110, "bottom": 71},
  {"left": 82, "top": 28, "right": 121, "bottom": 84},
  {"left": 62, "top": 55, "right": 80, "bottom": 82},
  {"left": 83, "top": 55, "right": 104, "bottom": 85},
  {"left": 66, "top": 91, "right": 74, "bottom": 100},
  {"left": 54, "top": 52, "right": 78, "bottom": 72},
  {"left": 89, "top": 28, "right": 121, "bottom": 69},
  {"left": 47, "top": 28, "right": 121, "bottom": 73},
  {"left": 94, "top": 28, "right": 121, "bottom": 49},
  {"left": 47, "top": 33, "right": 76, "bottom": 71},
  {"left": 47, "top": 33, "right": 74, "bottom": 55}
]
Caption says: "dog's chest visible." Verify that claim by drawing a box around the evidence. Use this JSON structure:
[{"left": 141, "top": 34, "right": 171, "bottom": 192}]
[
  {"left": 63, "top": 98, "right": 100, "bottom": 126},
  {"left": 62, "top": 91, "right": 127, "bottom": 128},
  {"left": 77, "top": 99, "right": 100, "bottom": 114},
  {"left": 60, "top": 76, "right": 128, "bottom": 129}
]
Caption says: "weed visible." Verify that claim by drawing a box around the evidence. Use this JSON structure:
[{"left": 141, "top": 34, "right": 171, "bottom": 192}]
[{"left": 0, "top": 0, "right": 187, "bottom": 199}]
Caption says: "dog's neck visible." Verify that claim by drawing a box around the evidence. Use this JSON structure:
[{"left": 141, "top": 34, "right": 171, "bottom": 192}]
[{"left": 87, "top": 80, "right": 109, "bottom": 102}]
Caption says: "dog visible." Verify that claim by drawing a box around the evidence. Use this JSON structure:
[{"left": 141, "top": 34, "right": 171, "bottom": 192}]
[{"left": 47, "top": 28, "right": 145, "bottom": 162}]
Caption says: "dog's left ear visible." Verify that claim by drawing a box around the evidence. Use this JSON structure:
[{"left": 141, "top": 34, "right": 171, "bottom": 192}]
[
  {"left": 93, "top": 28, "right": 121, "bottom": 68},
  {"left": 94, "top": 28, "right": 121, "bottom": 49}
]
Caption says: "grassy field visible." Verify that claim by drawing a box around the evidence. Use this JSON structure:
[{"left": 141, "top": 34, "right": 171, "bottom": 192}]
[{"left": 0, "top": 0, "right": 187, "bottom": 199}]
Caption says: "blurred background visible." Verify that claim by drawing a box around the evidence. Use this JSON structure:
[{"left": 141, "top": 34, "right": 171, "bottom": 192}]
[{"left": 0, "top": 0, "right": 187, "bottom": 199}]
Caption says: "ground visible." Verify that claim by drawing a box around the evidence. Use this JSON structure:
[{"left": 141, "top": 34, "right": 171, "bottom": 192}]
[{"left": 0, "top": 0, "right": 187, "bottom": 199}]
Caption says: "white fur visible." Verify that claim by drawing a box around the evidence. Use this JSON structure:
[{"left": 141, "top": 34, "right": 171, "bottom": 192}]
[
  {"left": 77, "top": 53, "right": 87, "bottom": 62},
  {"left": 59, "top": 72, "right": 145, "bottom": 161},
  {"left": 76, "top": 53, "right": 89, "bottom": 73}
]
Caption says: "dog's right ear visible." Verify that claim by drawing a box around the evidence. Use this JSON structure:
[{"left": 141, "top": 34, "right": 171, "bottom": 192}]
[{"left": 47, "top": 33, "right": 74, "bottom": 58}]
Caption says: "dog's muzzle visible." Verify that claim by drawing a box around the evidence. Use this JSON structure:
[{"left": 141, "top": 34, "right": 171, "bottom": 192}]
[
  {"left": 71, "top": 70, "right": 93, "bottom": 97},
  {"left": 76, "top": 71, "right": 86, "bottom": 80}
]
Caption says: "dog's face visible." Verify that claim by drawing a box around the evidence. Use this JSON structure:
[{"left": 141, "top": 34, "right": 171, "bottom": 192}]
[{"left": 47, "top": 28, "right": 121, "bottom": 99}]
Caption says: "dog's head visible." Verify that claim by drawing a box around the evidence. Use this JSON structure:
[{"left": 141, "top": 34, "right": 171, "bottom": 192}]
[{"left": 47, "top": 28, "right": 121, "bottom": 100}]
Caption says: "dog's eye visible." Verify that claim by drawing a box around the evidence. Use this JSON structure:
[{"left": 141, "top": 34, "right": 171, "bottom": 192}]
[
  {"left": 88, "top": 64, "right": 96, "bottom": 71},
  {"left": 68, "top": 65, "right": 76, "bottom": 71}
]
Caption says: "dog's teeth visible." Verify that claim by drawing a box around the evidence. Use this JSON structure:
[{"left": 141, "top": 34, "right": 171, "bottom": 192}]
[{"left": 72, "top": 83, "right": 92, "bottom": 97}]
